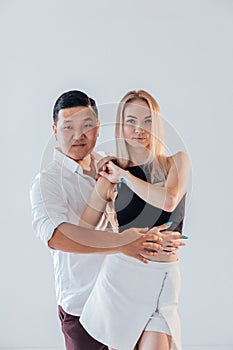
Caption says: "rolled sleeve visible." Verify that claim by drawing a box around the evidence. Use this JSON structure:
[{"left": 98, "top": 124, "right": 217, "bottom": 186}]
[{"left": 30, "top": 173, "right": 68, "bottom": 248}]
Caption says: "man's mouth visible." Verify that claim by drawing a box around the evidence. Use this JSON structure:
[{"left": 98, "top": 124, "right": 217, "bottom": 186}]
[{"left": 72, "top": 143, "right": 86, "bottom": 147}]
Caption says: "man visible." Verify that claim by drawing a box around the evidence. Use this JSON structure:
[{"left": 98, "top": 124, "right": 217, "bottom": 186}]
[{"left": 30, "top": 90, "right": 164, "bottom": 350}]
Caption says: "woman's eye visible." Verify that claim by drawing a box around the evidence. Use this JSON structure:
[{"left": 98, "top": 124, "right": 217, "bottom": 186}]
[
  {"left": 145, "top": 119, "right": 152, "bottom": 124},
  {"left": 126, "top": 119, "right": 136, "bottom": 124}
]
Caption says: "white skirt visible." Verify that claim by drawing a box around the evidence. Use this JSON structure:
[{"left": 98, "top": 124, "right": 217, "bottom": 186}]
[{"left": 80, "top": 254, "right": 181, "bottom": 350}]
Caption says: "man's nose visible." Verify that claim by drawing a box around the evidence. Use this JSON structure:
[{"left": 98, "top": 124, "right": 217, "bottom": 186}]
[{"left": 73, "top": 127, "right": 85, "bottom": 140}]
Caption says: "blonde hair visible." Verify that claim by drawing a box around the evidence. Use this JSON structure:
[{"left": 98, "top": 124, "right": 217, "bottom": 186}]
[{"left": 115, "top": 89, "right": 168, "bottom": 182}]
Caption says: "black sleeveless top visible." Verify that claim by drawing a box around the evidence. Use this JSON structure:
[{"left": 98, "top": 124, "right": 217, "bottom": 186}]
[{"left": 115, "top": 164, "right": 186, "bottom": 233}]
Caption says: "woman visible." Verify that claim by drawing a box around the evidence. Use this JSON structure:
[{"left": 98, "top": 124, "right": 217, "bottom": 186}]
[{"left": 80, "top": 90, "right": 190, "bottom": 350}]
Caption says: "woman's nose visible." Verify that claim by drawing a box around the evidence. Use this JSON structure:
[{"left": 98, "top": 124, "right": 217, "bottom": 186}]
[{"left": 134, "top": 124, "right": 144, "bottom": 132}]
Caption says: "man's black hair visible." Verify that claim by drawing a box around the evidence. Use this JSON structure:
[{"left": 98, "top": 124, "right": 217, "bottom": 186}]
[{"left": 53, "top": 90, "right": 98, "bottom": 124}]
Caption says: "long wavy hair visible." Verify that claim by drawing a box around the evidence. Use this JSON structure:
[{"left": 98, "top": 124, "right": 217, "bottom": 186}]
[{"left": 115, "top": 89, "right": 168, "bottom": 182}]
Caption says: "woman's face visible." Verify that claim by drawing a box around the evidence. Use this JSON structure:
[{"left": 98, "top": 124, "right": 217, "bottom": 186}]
[{"left": 122, "top": 98, "right": 152, "bottom": 149}]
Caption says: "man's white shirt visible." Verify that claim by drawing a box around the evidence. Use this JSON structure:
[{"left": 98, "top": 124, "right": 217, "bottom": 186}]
[{"left": 30, "top": 148, "right": 107, "bottom": 316}]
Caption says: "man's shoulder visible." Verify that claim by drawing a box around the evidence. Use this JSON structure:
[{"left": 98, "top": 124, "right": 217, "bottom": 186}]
[{"left": 31, "top": 160, "right": 60, "bottom": 190}]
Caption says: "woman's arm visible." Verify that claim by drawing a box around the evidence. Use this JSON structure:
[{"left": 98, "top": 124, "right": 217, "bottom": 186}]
[
  {"left": 79, "top": 176, "right": 115, "bottom": 228},
  {"left": 99, "top": 151, "right": 190, "bottom": 212}
]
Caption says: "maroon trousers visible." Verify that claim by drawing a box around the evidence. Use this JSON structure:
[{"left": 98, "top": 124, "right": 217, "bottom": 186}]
[{"left": 58, "top": 306, "right": 108, "bottom": 350}]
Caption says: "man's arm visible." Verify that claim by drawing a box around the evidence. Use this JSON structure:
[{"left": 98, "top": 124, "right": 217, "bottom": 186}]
[
  {"left": 30, "top": 173, "right": 162, "bottom": 263},
  {"left": 49, "top": 224, "right": 163, "bottom": 264},
  {"left": 48, "top": 227, "right": 117, "bottom": 253}
]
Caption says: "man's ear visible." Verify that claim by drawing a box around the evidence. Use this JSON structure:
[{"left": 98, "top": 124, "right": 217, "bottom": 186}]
[
  {"left": 52, "top": 124, "right": 57, "bottom": 140},
  {"left": 97, "top": 120, "right": 100, "bottom": 137}
]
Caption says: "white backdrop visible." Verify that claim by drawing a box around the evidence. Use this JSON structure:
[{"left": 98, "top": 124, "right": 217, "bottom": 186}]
[{"left": 1, "top": 0, "right": 233, "bottom": 348}]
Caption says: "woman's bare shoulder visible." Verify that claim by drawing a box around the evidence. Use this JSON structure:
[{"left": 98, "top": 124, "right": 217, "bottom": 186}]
[
  {"left": 167, "top": 151, "right": 189, "bottom": 161},
  {"left": 166, "top": 151, "right": 190, "bottom": 168}
]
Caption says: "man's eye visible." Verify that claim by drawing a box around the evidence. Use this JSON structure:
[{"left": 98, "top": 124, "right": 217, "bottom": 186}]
[
  {"left": 64, "top": 125, "right": 73, "bottom": 130},
  {"left": 84, "top": 124, "right": 93, "bottom": 128}
]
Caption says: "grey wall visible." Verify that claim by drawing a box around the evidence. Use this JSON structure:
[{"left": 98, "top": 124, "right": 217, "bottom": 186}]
[{"left": 1, "top": 0, "right": 233, "bottom": 348}]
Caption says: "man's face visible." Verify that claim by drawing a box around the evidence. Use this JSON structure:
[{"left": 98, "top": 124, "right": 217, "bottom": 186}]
[{"left": 52, "top": 106, "right": 100, "bottom": 161}]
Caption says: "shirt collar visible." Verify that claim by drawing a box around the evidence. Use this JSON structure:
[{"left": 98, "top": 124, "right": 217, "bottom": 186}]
[{"left": 53, "top": 148, "right": 83, "bottom": 174}]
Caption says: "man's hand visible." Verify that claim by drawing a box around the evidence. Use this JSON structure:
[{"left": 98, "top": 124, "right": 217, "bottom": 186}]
[
  {"left": 97, "top": 156, "right": 119, "bottom": 173},
  {"left": 98, "top": 160, "right": 124, "bottom": 184},
  {"left": 117, "top": 227, "right": 163, "bottom": 264}
]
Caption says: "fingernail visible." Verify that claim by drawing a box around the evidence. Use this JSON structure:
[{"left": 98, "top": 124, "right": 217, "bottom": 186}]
[
  {"left": 120, "top": 177, "right": 127, "bottom": 184},
  {"left": 183, "top": 235, "right": 189, "bottom": 239},
  {"left": 167, "top": 221, "right": 173, "bottom": 227}
]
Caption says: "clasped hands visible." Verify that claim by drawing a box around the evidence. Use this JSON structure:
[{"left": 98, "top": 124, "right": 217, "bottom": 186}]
[{"left": 142, "top": 223, "right": 186, "bottom": 257}]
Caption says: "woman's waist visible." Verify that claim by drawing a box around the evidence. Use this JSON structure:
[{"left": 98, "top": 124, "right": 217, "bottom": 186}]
[
  {"left": 141, "top": 251, "right": 179, "bottom": 263},
  {"left": 106, "top": 253, "right": 179, "bottom": 271}
]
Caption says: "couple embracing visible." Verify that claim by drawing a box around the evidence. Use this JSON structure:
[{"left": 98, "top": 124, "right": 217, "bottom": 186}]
[{"left": 30, "top": 89, "right": 190, "bottom": 350}]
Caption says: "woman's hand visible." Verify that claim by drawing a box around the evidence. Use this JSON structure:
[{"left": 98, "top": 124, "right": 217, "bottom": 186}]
[
  {"left": 146, "top": 224, "right": 187, "bottom": 255},
  {"left": 118, "top": 227, "right": 163, "bottom": 264},
  {"left": 159, "top": 231, "right": 186, "bottom": 255}
]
